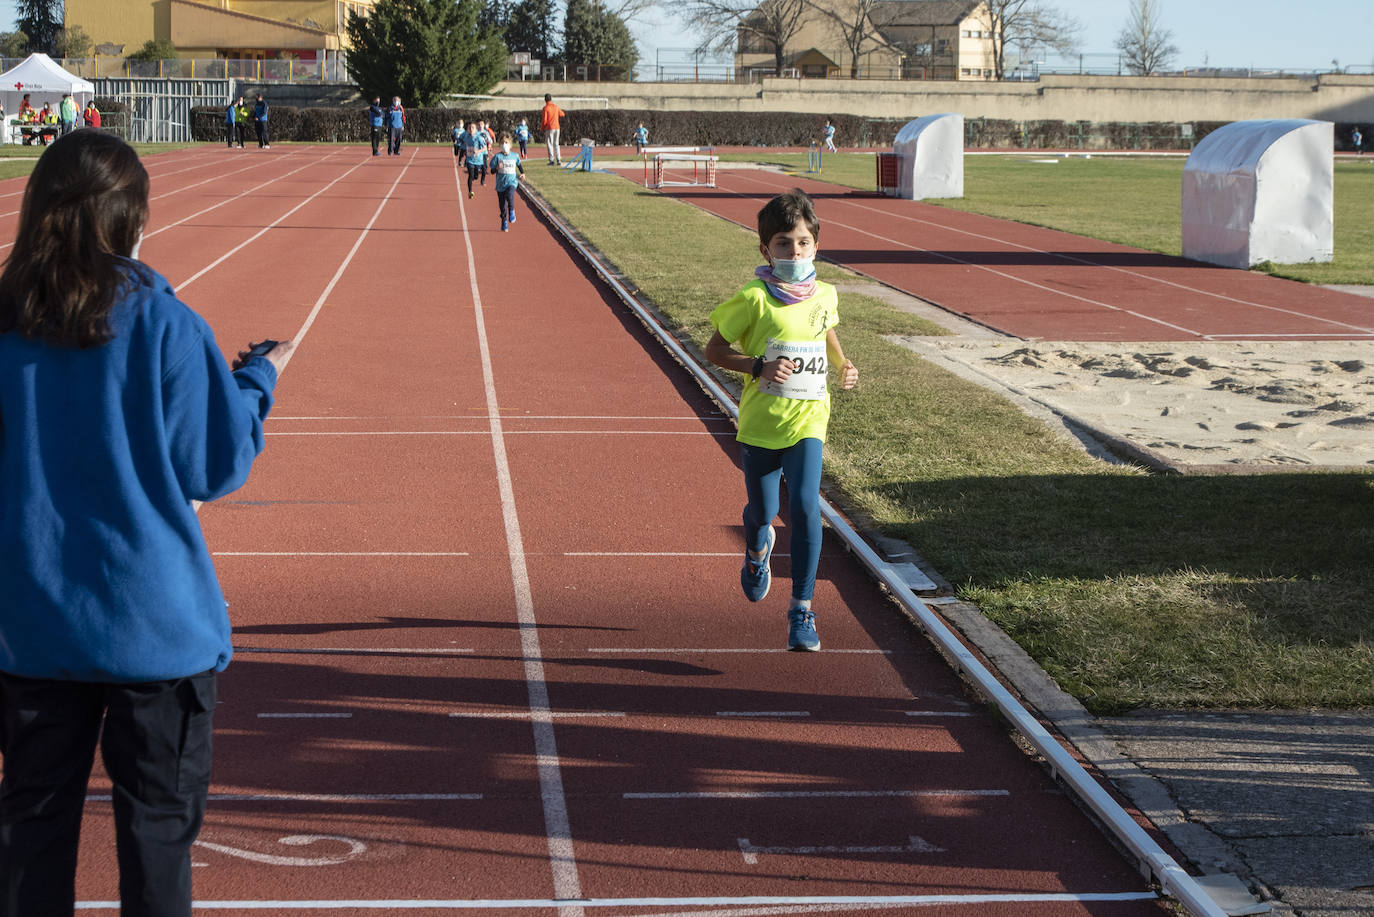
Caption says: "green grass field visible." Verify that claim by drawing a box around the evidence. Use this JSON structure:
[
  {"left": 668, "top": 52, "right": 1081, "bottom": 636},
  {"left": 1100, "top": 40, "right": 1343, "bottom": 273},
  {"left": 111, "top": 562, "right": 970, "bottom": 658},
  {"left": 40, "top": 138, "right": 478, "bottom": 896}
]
[
  {"left": 0, "top": 143, "right": 197, "bottom": 181},
  {"left": 523, "top": 163, "right": 1374, "bottom": 714},
  {"left": 734, "top": 151, "right": 1374, "bottom": 286}
]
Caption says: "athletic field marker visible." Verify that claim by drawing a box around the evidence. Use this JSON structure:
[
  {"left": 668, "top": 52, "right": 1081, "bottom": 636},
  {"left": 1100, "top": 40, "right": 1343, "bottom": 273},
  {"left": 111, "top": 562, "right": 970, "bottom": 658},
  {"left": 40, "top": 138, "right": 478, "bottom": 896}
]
[{"left": 738, "top": 835, "right": 943, "bottom": 864}]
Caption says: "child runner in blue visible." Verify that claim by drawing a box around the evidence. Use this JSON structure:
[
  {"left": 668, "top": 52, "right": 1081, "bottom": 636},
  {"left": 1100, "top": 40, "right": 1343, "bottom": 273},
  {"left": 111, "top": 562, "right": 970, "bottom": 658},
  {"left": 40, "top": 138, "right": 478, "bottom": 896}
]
[
  {"left": 705, "top": 189, "right": 858, "bottom": 651},
  {"left": 452, "top": 122, "right": 469, "bottom": 165},
  {"left": 823, "top": 118, "right": 837, "bottom": 153},
  {"left": 489, "top": 133, "right": 525, "bottom": 232},
  {"left": 515, "top": 119, "right": 531, "bottom": 157},
  {"left": 460, "top": 121, "right": 488, "bottom": 197},
  {"left": 634, "top": 122, "right": 648, "bottom": 153}
]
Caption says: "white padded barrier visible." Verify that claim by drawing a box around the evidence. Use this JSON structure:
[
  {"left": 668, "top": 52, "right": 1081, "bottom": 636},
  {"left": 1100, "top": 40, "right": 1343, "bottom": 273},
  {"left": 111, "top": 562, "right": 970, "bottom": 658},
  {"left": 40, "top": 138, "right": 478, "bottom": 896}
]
[
  {"left": 892, "top": 113, "right": 964, "bottom": 200},
  {"left": 1182, "top": 119, "right": 1333, "bottom": 268}
]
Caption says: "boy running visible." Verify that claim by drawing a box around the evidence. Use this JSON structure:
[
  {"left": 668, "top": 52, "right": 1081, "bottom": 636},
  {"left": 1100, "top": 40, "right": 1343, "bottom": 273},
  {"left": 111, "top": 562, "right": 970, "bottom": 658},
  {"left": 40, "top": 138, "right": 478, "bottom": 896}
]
[
  {"left": 634, "top": 122, "right": 648, "bottom": 154},
  {"left": 460, "top": 121, "right": 489, "bottom": 197},
  {"left": 489, "top": 133, "right": 525, "bottom": 232},
  {"left": 514, "top": 118, "right": 531, "bottom": 157},
  {"left": 823, "top": 119, "right": 837, "bottom": 153},
  {"left": 452, "top": 122, "right": 469, "bottom": 165},
  {"left": 704, "top": 189, "right": 858, "bottom": 652}
]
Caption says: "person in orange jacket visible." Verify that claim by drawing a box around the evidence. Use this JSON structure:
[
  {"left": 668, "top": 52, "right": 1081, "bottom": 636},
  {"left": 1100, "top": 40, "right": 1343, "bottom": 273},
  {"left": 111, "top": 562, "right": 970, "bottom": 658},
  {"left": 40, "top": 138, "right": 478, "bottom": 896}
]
[{"left": 540, "top": 93, "right": 565, "bottom": 165}]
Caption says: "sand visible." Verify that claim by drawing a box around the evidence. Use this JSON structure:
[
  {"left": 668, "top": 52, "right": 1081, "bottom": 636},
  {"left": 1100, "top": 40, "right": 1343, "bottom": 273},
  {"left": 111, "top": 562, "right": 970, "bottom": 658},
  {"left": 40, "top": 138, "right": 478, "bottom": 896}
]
[{"left": 906, "top": 340, "right": 1374, "bottom": 470}]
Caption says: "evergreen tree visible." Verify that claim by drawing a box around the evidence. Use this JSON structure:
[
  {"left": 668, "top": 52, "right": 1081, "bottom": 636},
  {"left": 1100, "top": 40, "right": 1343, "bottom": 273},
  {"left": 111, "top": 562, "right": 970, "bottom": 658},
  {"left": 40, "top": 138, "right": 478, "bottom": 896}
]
[
  {"left": 345, "top": 0, "right": 507, "bottom": 105},
  {"left": 14, "top": 0, "right": 60, "bottom": 55},
  {"left": 505, "top": 0, "right": 558, "bottom": 64},
  {"left": 563, "top": 0, "right": 636, "bottom": 78}
]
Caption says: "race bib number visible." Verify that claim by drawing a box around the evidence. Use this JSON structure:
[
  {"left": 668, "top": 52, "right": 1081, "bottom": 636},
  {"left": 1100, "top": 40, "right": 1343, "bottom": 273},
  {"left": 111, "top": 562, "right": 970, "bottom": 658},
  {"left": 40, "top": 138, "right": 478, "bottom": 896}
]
[
  {"left": 499, "top": 160, "right": 519, "bottom": 175},
  {"left": 759, "top": 339, "right": 828, "bottom": 401}
]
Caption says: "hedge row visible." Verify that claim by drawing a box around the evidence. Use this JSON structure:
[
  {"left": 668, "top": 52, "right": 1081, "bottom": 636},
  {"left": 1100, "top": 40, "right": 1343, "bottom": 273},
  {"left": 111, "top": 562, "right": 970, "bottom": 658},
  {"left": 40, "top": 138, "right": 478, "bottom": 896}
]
[{"left": 189, "top": 106, "right": 1363, "bottom": 151}]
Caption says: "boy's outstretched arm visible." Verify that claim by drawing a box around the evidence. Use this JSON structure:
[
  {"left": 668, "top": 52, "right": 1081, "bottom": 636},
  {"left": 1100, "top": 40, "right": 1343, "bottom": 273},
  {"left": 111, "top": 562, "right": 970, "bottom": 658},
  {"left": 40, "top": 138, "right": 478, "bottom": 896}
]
[{"left": 826, "top": 328, "right": 858, "bottom": 389}]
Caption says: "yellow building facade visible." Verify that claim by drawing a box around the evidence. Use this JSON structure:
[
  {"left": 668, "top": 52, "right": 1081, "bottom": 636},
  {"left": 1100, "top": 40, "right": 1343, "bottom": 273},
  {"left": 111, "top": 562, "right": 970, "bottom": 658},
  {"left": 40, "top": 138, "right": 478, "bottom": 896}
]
[{"left": 66, "top": 0, "right": 375, "bottom": 61}]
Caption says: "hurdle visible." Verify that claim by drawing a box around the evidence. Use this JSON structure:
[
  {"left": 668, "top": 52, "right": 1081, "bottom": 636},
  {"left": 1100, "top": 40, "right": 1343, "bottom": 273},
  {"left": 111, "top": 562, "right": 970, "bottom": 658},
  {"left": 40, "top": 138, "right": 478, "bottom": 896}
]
[
  {"left": 806, "top": 141, "right": 823, "bottom": 173},
  {"left": 642, "top": 146, "right": 717, "bottom": 189},
  {"left": 875, "top": 152, "right": 900, "bottom": 196},
  {"left": 562, "top": 138, "right": 596, "bottom": 172}
]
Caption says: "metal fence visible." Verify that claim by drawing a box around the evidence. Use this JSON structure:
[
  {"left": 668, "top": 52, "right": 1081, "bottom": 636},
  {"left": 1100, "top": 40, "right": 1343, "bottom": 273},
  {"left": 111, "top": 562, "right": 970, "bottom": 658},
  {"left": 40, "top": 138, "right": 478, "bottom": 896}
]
[
  {"left": 92, "top": 78, "right": 232, "bottom": 143},
  {"left": 4, "top": 57, "right": 348, "bottom": 83}
]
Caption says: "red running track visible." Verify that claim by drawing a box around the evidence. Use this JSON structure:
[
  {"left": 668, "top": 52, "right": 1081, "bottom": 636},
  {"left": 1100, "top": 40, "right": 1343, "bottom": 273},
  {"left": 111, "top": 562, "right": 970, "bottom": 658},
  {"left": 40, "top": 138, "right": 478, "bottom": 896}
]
[
  {"left": 5, "top": 145, "right": 1171, "bottom": 914},
  {"left": 651, "top": 166, "right": 1374, "bottom": 342}
]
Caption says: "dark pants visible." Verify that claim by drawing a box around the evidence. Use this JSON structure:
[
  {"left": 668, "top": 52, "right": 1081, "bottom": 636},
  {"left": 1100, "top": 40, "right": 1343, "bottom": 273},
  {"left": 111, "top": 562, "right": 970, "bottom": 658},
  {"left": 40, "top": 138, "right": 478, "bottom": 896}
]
[
  {"left": 225, "top": 122, "right": 235, "bottom": 147},
  {"left": 389, "top": 127, "right": 403, "bottom": 155},
  {"left": 466, "top": 162, "right": 484, "bottom": 194},
  {"left": 0, "top": 670, "right": 216, "bottom": 917},
  {"left": 371, "top": 125, "right": 384, "bottom": 155},
  {"left": 498, "top": 186, "right": 516, "bottom": 225},
  {"left": 255, "top": 120, "right": 268, "bottom": 147},
  {"left": 741, "top": 438, "right": 824, "bottom": 602},
  {"left": 518, "top": 139, "right": 527, "bottom": 157}
]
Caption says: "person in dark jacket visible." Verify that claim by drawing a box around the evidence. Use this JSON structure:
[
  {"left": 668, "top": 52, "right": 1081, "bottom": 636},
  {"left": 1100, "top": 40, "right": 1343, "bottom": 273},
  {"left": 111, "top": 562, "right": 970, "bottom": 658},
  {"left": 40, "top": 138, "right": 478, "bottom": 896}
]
[
  {"left": 368, "top": 96, "right": 385, "bottom": 156},
  {"left": 0, "top": 130, "right": 292, "bottom": 917},
  {"left": 387, "top": 96, "right": 406, "bottom": 155},
  {"left": 253, "top": 93, "right": 269, "bottom": 148}
]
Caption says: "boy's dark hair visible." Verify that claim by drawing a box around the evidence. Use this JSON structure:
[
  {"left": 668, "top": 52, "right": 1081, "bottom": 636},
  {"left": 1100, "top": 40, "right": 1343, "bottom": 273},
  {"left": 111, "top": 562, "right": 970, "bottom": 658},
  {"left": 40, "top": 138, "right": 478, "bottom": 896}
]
[
  {"left": 544, "top": 93, "right": 552, "bottom": 102},
  {"left": 0, "top": 131, "right": 150, "bottom": 348},
  {"left": 757, "top": 189, "right": 820, "bottom": 246}
]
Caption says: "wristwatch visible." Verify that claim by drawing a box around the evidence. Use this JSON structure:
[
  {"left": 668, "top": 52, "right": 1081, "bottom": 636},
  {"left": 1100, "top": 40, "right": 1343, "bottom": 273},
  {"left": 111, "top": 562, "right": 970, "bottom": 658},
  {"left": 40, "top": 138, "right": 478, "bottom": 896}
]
[{"left": 751, "top": 356, "right": 764, "bottom": 379}]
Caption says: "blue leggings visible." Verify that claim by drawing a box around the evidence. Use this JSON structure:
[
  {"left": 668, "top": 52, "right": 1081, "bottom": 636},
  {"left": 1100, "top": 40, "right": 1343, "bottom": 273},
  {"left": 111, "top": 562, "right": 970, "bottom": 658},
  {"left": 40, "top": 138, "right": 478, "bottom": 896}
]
[{"left": 741, "top": 438, "right": 823, "bottom": 602}]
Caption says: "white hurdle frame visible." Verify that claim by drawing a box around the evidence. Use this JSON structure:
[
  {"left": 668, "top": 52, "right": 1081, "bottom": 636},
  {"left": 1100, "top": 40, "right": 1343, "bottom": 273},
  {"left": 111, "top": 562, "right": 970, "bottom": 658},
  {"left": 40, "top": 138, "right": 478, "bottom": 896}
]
[
  {"left": 648, "top": 152, "right": 719, "bottom": 190},
  {"left": 641, "top": 146, "right": 715, "bottom": 188}
]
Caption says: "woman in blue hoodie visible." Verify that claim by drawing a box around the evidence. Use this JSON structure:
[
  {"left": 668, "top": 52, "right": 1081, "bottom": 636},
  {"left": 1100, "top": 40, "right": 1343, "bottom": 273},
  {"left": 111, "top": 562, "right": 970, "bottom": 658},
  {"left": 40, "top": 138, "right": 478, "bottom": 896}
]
[{"left": 0, "top": 130, "right": 291, "bottom": 916}]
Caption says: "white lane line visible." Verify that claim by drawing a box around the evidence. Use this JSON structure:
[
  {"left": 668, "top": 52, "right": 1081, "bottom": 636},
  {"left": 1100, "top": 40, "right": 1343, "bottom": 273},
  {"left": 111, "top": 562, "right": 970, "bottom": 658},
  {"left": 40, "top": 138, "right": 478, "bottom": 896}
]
[
  {"left": 173, "top": 152, "right": 375, "bottom": 295},
  {"left": 454, "top": 152, "right": 583, "bottom": 911},
  {"left": 624, "top": 789, "right": 1010, "bottom": 799},
  {"left": 73, "top": 892, "right": 1163, "bottom": 909},
  {"left": 278, "top": 147, "right": 418, "bottom": 371},
  {"left": 87, "top": 792, "right": 482, "bottom": 802},
  {"left": 214, "top": 552, "right": 468, "bottom": 556},
  {"left": 717, "top": 711, "right": 811, "bottom": 718},
  {"left": 232, "top": 647, "right": 475, "bottom": 656},
  {"left": 587, "top": 648, "right": 894, "bottom": 655},
  {"left": 447, "top": 714, "right": 626, "bottom": 720},
  {"left": 726, "top": 169, "right": 1374, "bottom": 336},
  {"left": 257, "top": 712, "right": 354, "bottom": 719},
  {"left": 905, "top": 710, "right": 974, "bottom": 717}
]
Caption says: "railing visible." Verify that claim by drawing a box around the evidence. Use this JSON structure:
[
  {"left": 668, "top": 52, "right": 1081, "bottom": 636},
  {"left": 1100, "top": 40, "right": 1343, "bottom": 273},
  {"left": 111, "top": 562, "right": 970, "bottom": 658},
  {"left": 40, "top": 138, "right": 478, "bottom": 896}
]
[{"left": 1, "top": 57, "right": 350, "bottom": 83}]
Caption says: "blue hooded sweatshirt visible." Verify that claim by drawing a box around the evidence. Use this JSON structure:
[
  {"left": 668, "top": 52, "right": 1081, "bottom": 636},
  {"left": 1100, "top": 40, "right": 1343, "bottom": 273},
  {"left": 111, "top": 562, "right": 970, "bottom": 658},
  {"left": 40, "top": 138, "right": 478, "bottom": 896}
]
[{"left": 0, "top": 265, "right": 277, "bottom": 683}]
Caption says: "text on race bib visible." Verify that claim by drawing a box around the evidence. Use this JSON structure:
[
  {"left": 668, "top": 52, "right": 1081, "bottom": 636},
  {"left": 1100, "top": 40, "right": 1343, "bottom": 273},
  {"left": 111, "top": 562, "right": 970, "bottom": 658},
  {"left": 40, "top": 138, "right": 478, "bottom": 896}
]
[{"left": 759, "top": 339, "right": 828, "bottom": 401}]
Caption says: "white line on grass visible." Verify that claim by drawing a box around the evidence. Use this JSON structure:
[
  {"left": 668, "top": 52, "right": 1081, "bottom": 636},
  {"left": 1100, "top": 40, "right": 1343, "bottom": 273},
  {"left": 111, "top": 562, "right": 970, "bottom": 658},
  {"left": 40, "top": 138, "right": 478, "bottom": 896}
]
[{"left": 453, "top": 151, "right": 584, "bottom": 915}]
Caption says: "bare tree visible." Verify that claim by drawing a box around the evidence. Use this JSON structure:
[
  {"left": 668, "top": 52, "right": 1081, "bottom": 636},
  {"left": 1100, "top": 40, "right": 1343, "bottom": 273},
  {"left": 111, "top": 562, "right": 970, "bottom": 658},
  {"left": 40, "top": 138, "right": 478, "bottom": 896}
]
[
  {"left": 977, "top": 0, "right": 1081, "bottom": 80},
  {"left": 684, "top": 0, "right": 808, "bottom": 75},
  {"left": 802, "top": 0, "right": 902, "bottom": 78},
  {"left": 1115, "top": 0, "right": 1177, "bottom": 76}
]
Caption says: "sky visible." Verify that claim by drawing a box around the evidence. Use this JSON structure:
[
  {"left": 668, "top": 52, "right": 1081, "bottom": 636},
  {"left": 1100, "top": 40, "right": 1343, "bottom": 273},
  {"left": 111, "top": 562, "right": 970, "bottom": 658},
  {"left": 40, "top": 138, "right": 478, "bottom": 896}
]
[{"left": 3, "top": 0, "right": 1370, "bottom": 75}]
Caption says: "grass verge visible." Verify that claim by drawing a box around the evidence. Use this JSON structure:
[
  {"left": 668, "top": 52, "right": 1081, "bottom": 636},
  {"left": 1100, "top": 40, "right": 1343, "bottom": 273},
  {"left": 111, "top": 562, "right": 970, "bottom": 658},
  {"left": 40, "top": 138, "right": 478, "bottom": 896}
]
[
  {"left": 0, "top": 142, "right": 198, "bottom": 181},
  {"left": 738, "top": 151, "right": 1374, "bottom": 286},
  {"left": 523, "top": 164, "right": 1374, "bottom": 713}
]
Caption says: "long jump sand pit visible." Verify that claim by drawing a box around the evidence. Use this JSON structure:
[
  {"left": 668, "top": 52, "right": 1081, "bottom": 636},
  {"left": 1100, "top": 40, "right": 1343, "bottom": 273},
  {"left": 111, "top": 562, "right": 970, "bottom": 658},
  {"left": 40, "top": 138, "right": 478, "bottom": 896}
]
[{"left": 904, "top": 339, "right": 1374, "bottom": 470}]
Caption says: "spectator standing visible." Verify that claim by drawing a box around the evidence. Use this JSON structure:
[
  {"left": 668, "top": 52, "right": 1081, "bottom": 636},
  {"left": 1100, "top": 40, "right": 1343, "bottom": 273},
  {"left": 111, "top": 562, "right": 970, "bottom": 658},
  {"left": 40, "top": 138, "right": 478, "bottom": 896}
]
[
  {"left": 387, "top": 97, "right": 405, "bottom": 155},
  {"left": 514, "top": 118, "right": 530, "bottom": 158},
  {"left": 234, "top": 99, "right": 249, "bottom": 147},
  {"left": 83, "top": 100, "right": 101, "bottom": 129},
  {"left": 368, "top": 97, "right": 385, "bottom": 156},
  {"left": 59, "top": 94, "right": 76, "bottom": 136},
  {"left": 0, "top": 129, "right": 291, "bottom": 917},
  {"left": 224, "top": 97, "right": 238, "bottom": 148},
  {"left": 1354, "top": 126, "right": 1364, "bottom": 156},
  {"left": 253, "top": 94, "right": 269, "bottom": 149},
  {"left": 541, "top": 92, "right": 565, "bottom": 165}
]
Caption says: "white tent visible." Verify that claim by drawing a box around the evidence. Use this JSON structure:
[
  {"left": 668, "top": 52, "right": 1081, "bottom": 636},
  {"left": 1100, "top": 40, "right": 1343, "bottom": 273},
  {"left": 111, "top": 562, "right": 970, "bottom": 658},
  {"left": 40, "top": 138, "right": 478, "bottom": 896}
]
[
  {"left": 0, "top": 53, "right": 95, "bottom": 143},
  {"left": 1181, "top": 119, "right": 1333, "bottom": 268},
  {"left": 891, "top": 113, "right": 964, "bottom": 201}
]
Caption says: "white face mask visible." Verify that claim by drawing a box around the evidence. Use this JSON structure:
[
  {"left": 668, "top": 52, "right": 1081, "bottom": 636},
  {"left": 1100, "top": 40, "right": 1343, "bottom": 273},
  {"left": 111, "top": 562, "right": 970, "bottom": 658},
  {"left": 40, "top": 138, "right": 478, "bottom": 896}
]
[{"left": 501, "top": 142, "right": 511, "bottom": 153}]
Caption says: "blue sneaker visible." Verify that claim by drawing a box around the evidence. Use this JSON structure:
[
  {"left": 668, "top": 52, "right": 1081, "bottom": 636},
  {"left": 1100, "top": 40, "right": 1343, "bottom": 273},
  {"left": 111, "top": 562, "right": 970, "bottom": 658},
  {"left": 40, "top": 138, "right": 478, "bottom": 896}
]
[
  {"left": 787, "top": 608, "right": 820, "bottom": 651},
  {"left": 740, "top": 525, "right": 774, "bottom": 602},
  {"left": 509, "top": 213, "right": 516, "bottom": 224}
]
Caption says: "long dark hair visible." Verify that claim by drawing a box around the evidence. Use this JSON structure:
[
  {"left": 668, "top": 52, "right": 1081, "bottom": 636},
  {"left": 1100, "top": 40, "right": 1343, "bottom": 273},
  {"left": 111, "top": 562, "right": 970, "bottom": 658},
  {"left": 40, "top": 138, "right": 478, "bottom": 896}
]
[{"left": 0, "top": 130, "right": 150, "bottom": 347}]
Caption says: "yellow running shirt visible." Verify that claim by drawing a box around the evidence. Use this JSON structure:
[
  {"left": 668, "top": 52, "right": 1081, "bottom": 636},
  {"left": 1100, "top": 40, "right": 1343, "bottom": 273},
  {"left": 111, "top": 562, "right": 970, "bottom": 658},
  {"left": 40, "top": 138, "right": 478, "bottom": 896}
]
[{"left": 710, "top": 279, "right": 839, "bottom": 450}]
